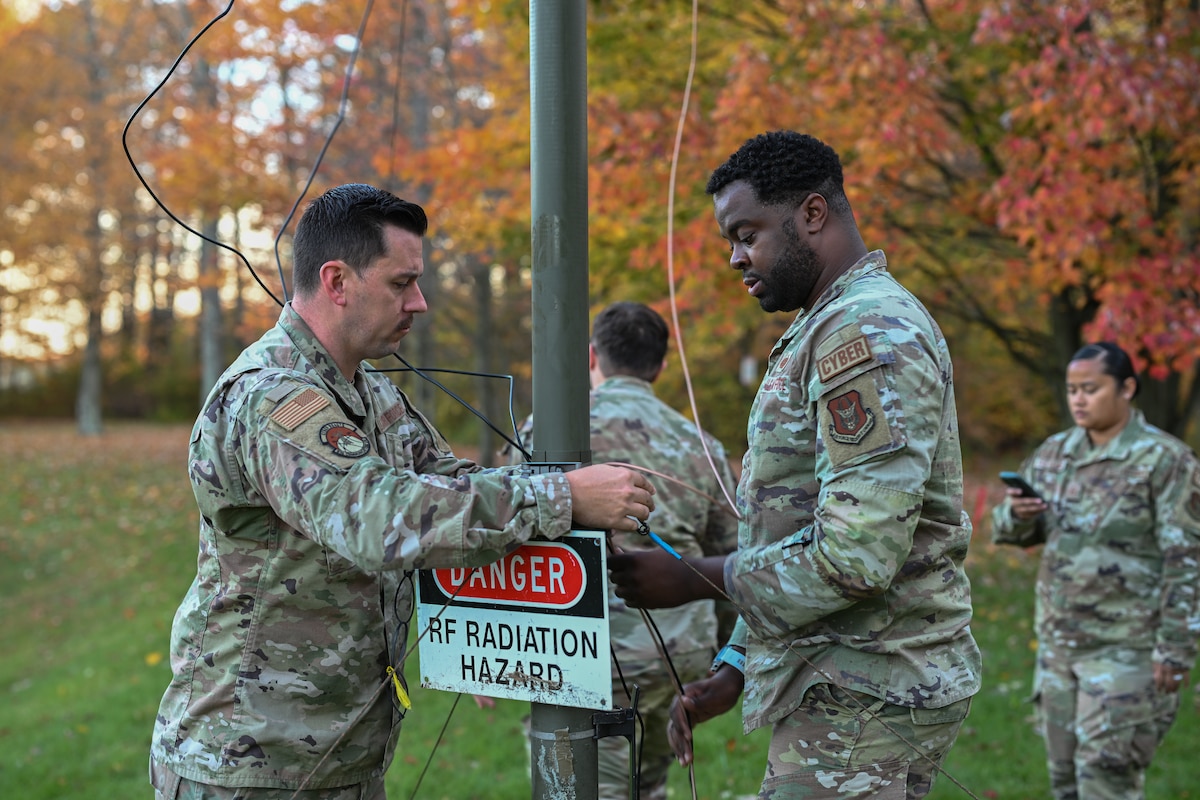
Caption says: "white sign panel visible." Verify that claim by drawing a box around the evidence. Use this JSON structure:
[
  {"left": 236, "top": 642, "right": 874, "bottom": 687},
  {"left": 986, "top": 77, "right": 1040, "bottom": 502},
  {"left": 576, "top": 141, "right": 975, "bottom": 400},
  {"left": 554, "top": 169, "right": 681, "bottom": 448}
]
[{"left": 415, "top": 531, "right": 611, "bottom": 709}]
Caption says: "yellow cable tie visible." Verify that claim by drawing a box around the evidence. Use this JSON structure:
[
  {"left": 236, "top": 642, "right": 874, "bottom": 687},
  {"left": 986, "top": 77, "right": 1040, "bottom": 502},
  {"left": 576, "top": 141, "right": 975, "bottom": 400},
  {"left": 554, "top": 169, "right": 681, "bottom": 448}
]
[{"left": 386, "top": 666, "right": 412, "bottom": 709}]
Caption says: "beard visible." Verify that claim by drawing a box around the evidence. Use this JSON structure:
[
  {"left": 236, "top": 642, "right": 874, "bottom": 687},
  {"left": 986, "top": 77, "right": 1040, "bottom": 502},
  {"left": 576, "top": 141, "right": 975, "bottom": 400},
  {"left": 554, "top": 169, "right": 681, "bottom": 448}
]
[{"left": 757, "top": 218, "right": 822, "bottom": 313}]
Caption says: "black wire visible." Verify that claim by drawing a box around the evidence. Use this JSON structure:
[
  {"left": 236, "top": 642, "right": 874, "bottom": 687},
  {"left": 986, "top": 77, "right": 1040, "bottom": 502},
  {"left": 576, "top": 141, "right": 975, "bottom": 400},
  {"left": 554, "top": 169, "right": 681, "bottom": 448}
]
[
  {"left": 386, "top": 570, "right": 417, "bottom": 719},
  {"left": 120, "top": 0, "right": 285, "bottom": 309},
  {"left": 272, "top": 0, "right": 378, "bottom": 304},
  {"left": 408, "top": 692, "right": 464, "bottom": 800},
  {"left": 376, "top": 355, "right": 533, "bottom": 460},
  {"left": 120, "top": 0, "right": 526, "bottom": 459},
  {"left": 609, "top": 652, "right": 648, "bottom": 800},
  {"left": 605, "top": 535, "right": 687, "bottom": 797}
]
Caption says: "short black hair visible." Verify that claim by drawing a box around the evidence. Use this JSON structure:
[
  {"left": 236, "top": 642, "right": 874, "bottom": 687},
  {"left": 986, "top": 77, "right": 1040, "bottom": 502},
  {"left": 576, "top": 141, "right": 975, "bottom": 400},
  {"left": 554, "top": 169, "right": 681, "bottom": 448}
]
[
  {"left": 1071, "top": 341, "right": 1141, "bottom": 399},
  {"left": 591, "top": 302, "right": 668, "bottom": 382},
  {"left": 706, "top": 130, "right": 852, "bottom": 217},
  {"left": 291, "top": 183, "right": 428, "bottom": 297}
]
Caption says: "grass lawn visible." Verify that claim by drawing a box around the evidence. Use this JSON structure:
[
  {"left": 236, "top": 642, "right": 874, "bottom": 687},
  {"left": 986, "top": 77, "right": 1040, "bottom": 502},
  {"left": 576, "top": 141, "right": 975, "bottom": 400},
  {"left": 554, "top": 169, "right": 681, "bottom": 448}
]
[{"left": 1, "top": 421, "right": 1196, "bottom": 799}]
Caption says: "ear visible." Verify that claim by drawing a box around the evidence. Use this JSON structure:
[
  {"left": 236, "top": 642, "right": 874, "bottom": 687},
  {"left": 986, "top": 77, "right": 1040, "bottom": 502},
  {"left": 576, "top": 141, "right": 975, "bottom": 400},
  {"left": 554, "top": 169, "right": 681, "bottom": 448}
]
[
  {"left": 1120, "top": 376, "right": 1137, "bottom": 400},
  {"left": 798, "top": 192, "right": 829, "bottom": 235},
  {"left": 588, "top": 343, "right": 598, "bottom": 371},
  {"left": 649, "top": 357, "right": 667, "bottom": 383},
  {"left": 319, "top": 261, "right": 350, "bottom": 306}
]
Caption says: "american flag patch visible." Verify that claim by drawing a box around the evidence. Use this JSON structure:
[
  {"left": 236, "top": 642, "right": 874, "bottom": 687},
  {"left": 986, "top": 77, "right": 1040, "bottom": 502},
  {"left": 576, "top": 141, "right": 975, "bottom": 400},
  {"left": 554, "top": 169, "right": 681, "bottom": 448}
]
[{"left": 270, "top": 388, "right": 329, "bottom": 430}]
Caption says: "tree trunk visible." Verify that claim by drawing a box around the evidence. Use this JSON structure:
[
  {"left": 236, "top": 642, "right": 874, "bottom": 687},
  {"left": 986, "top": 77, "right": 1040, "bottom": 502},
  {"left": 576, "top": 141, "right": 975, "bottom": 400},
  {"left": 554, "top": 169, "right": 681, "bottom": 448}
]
[
  {"left": 407, "top": 3, "right": 437, "bottom": 419},
  {"left": 77, "top": 303, "right": 103, "bottom": 435},
  {"left": 472, "top": 255, "right": 498, "bottom": 466},
  {"left": 147, "top": 230, "right": 175, "bottom": 371},
  {"left": 1046, "top": 286, "right": 1099, "bottom": 424},
  {"left": 198, "top": 215, "right": 224, "bottom": 402},
  {"left": 74, "top": 0, "right": 109, "bottom": 435},
  {"left": 232, "top": 212, "right": 247, "bottom": 351}
]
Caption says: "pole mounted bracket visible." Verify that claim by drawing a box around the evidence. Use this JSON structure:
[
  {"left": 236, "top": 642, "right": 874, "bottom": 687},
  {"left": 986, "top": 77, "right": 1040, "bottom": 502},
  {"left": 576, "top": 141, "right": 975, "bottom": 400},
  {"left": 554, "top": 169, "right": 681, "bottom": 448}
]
[
  {"left": 518, "top": 461, "right": 584, "bottom": 478},
  {"left": 592, "top": 691, "right": 637, "bottom": 742},
  {"left": 593, "top": 686, "right": 641, "bottom": 799}
]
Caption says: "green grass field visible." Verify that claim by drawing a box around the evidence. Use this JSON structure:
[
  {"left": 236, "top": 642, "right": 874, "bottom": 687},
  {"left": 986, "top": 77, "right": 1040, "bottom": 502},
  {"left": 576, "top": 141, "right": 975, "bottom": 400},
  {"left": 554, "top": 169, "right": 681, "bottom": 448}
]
[{"left": 1, "top": 421, "right": 1196, "bottom": 799}]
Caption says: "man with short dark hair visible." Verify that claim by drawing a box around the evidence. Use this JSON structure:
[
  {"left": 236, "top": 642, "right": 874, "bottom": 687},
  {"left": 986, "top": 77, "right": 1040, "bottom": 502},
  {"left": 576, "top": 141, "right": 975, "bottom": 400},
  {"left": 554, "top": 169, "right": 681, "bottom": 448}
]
[
  {"left": 610, "top": 132, "right": 982, "bottom": 798},
  {"left": 586, "top": 302, "right": 738, "bottom": 800},
  {"left": 149, "top": 183, "right": 655, "bottom": 799}
]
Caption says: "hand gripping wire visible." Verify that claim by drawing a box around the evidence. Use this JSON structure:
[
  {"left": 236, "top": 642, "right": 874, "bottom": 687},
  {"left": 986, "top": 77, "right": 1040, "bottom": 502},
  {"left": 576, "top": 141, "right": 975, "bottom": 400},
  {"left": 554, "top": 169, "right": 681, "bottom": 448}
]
[
  {"left": 635, "top": 517, "right": 682, "bottom": 561},
  {"left": 608, "top": 525, "right": 696, "bottom": 799},
  {"left": 642, "top": 541, "right": 984, "bottom": 800}
]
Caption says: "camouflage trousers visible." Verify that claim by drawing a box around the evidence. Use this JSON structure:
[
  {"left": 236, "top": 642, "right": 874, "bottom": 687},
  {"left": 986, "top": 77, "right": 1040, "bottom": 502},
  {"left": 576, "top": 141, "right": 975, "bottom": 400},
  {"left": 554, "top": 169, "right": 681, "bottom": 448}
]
[
  {"left": 151, "top": 762, "right": 386, "bottom": 800},
  {"left": 598, "top": 649, "right": 712, "bottom": 800},
  {"left": 760, "top": 683, "right": 971, "bottom": 799},
  {"left": 1035, "top": 646, "right": 1181, "bottom": 800}
]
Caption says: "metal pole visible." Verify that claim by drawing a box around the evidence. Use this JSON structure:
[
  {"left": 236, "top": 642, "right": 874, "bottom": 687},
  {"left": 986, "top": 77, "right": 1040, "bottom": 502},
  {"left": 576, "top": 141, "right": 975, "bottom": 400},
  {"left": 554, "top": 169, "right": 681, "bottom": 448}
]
[{"left": 529, "top": 2, "right": 596, "bottom": 799}]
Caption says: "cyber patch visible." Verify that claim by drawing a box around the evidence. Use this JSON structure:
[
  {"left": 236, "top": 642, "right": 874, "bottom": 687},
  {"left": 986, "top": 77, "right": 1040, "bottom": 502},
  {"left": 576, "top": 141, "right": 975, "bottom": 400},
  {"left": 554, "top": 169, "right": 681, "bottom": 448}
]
[
  {"left": 319, "top": 422, "right": 371, "bottom": 458},
  {"left": 826, "top": 389, "right": 875, "bottom": 444},
  {"left": 817, "top": 333, "right": 872, "bottom": 382}
]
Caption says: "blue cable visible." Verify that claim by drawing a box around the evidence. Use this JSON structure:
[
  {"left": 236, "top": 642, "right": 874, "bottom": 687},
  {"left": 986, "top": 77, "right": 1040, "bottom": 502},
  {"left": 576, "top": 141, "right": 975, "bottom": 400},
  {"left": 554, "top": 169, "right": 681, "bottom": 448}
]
[{"left": 636, "top": 520, "right": 682, "bottom": 560}]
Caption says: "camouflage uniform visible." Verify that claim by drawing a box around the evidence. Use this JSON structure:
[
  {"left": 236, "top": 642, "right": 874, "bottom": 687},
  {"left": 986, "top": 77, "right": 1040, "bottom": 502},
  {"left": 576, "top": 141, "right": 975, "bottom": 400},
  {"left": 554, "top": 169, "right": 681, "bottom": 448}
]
[
  {"left": 992, "top": 409, "right": 1200, "bottom": 800},
  {"left": 724, "top": 251, "right": 982, "bottom": 798},
  {"left": 591, "top": 376, "right": 739, "bottom": 800},
  {"left": 150, "top": 304, "right": 574, "bottom": 794},
  {"left": 513, "top": 376, "right": 739, "bottom": 800}
]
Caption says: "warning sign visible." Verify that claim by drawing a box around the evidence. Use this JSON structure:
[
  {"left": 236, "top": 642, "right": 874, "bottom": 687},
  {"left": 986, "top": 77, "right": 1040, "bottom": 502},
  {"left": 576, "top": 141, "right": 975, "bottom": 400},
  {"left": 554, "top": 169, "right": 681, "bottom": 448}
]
[{"left": 416, "top": 531, "right": 611, "bottom": 709}]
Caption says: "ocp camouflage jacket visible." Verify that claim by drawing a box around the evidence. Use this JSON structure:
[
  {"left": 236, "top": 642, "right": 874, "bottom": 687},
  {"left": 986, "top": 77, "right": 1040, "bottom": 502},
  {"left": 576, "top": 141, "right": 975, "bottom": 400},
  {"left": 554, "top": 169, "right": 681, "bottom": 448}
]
[
  {"left": 992, "top": 409, "right": 1200, "bottom": 668},
  {"left": 724, "top": 250, "right": 983, "bottom": 732},
  {"left": 151, "top": 304, "right": 573, "bottom": 789}
]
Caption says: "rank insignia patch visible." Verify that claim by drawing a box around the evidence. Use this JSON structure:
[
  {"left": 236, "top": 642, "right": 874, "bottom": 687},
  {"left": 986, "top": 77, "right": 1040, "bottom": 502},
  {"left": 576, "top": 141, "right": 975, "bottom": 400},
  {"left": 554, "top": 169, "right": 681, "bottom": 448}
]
[
  {"left": 827, "top": 389, "right": 875, "bottom": 444},
  {"left": 320, "top": 422, "right": 371, "bottom": 458}
]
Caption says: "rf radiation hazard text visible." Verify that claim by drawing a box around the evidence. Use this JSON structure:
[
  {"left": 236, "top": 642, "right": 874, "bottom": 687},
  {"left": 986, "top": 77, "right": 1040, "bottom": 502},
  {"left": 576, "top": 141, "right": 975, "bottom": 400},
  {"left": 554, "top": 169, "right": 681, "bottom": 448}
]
[
  {"left": 426, "top": 617, "right": 600, "bottom": 687},
  {"left": 416, "top": 531, "right": 612, "bottom": 709}
]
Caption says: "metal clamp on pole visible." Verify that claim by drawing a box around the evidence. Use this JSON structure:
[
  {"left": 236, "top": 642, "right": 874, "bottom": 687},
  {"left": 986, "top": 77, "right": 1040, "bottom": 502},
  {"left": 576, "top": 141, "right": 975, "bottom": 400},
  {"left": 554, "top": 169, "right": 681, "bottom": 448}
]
[
  {"left": 518, "top": 461, "right": 585, "bottom": 479},
  {"left": 593, "top": 685, "right": 640, "bottom": 800}
]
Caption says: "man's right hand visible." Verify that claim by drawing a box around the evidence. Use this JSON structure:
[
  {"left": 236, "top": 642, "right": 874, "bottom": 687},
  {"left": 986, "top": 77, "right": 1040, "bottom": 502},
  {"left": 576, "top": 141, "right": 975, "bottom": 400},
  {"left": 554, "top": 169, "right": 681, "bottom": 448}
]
[
  {"left": 565, "top": 464, "right": 655, "bottom": 532},
  {"left": 666, "top": 666, "right": 744, "bottom": 766},
  {"left": 608, "top": 550, "right": 728, "bottom": 608}
]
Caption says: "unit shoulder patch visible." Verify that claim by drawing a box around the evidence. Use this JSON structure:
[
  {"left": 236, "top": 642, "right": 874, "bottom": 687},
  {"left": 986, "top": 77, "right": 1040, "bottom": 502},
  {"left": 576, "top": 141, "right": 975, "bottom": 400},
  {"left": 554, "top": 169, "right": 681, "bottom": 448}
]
[
  {"left": 319, "top": 422, "right": 372, "bottom": 459},
  {"left": 819, "top": 372, "right": 895, "bottom": 469},
  {"left": 826, "top": 389, "right": 875, "bottom": 444}
]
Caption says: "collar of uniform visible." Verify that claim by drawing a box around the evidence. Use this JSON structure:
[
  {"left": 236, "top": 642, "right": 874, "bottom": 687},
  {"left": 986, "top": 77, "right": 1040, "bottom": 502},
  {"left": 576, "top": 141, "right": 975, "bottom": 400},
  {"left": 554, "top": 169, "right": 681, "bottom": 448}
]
[
  {"left": 277, "top": 303, "right": 368, "bottom": 418},
  {"left": 1063, "top": 408, "right": 1149, "bottom": 465},
  {"left": 593, "top": 375, "right": 655, "bottom": 397},
  {"left": 773, "top": 249, "right": 889, "bottom": 355}
]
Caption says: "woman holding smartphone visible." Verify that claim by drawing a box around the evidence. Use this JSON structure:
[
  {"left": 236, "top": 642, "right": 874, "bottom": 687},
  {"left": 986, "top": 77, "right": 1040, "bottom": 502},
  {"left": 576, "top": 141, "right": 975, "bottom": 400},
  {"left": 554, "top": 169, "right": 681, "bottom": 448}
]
[{"left": 991, "top": 341, "right": 1200, "bottom": 800}]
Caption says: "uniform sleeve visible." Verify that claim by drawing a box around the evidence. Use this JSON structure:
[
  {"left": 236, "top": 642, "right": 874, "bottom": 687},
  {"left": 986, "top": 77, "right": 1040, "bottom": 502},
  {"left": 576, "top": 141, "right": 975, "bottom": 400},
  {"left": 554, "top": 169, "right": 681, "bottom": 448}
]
[
  {"left": 1152, "top": 450, "right": 1200, "bottom": 668},
  {"left": 226, "top": 380, "right": 573, "bottom": 573},
  {"left": 990, "top": 458, "right": 1048, "bottom": 548},
  {"left": 727, "top": 609, "right": 750, "bottom": 651},
  {"left": 727, "top": 322, "right": 948, "bottom": 634}
]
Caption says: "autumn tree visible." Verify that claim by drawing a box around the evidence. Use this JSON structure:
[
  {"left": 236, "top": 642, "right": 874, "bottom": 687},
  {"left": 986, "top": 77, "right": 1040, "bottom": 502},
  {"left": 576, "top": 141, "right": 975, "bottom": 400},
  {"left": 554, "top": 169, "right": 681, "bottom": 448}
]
[
  {"left": 6, "top": 0, "right": 1195, "bottom": 455},
  {"left": 690, "top": 1, "right": 1199, "bottom": 442},
  {"left": 0, "top": 0, "right": 163, "bottom": 431}
]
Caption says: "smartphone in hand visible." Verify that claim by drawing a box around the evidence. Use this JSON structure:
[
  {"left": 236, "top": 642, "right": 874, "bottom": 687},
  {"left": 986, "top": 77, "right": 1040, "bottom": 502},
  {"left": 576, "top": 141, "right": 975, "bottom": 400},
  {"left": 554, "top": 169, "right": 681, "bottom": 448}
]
[{"left": 999, "top": 471, "right": 1042, "bottom": 500}]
